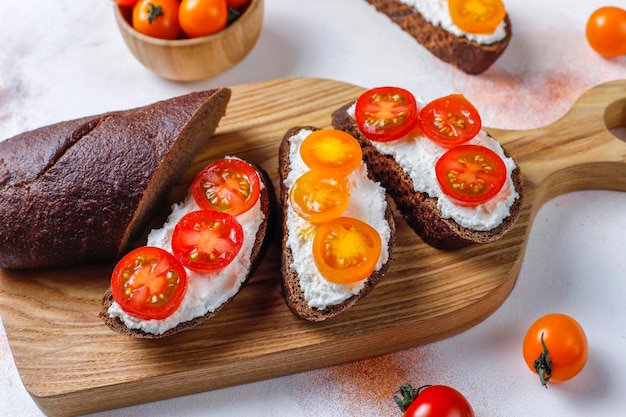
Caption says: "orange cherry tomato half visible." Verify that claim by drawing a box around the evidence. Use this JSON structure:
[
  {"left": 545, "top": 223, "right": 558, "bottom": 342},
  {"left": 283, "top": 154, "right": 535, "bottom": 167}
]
[
  {"left": 435, "top": 144, "right": 506, "bottom": 207},
  {"left": 523, "top": 313, "right": 588, "bottom": 387},
  {"left": 354, "top": 86, "right": 419, "bottom": 142},
  {"left": 111, "top": 246, "right": 188, "bottom": 320},
  {"left": 289, "top": 170, "right": 350, "bottom": 224},
  {"left": 171, "top": 210, "right": 244, "bottom": 273},
  {"left": 586, "top": 7, "right": 626, "bottom": 57},
  {"left": 179, "top": 0, "right": 228, "bottom": 38},
  {"left": 132, "top": 0, "right": 181, "bottom": 40},
  {"left": 448, "top": 0, "right": 506, "bottom": 34},
  {"left": 418, "top": 94, "right": 482, "bottom": 148},
  {"left": 191, "top": 159, "right": 261, "bottom": 217},
  {"left": 300, "top": 130, "right": 363, "bottom": 176},
  {"left": 313, "top": 217, "right": 382, "bottom": 284}
]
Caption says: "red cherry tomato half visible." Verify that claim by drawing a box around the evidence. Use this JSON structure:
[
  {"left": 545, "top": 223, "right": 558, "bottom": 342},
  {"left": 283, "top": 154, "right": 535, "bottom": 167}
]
[
  {"left": 111, "top": 246, "right": 187, "bottom": 320},
  {"left": 300, "top": 129, "right": 363, "bottom": 176},
  {"left": 354, "top": 86, "right": 419, "bottom": 142},
  {"left": 418, "top": 94, "right": 482, "bottom": 147},
  {"left": 586, "top": 6, "right": 626, "bottom": 57},
  {"left": 312, "top": 216, "right": 381, "bottom": 283},
  {"left": 171, "top": 210, "right": 244, "bottom": 273},
  {"left": 395, "top": 384, "right": 475, "bottom": 417},
  {"left": 191, "top": 158, "right": 261, "bottom": 217},
  {"left": 522, "top": 313, "right": 588, "bottom": 387},
  {"left": 435, "top": 144, "right": 506, "bottom": 206}
]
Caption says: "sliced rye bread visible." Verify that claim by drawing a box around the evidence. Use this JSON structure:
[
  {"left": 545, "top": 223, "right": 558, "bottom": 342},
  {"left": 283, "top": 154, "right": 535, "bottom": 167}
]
[
  {"left": 332, "top": 102, "right": 523, "bottom": 249},
  {"left": 364, "top": 0, "right": 512, "bottom": 74},
  {"left": 100, "top": 161, "right": 276, "bottom": 339},
  {"left": 0, "top": 89, "right": 231, "bottom": 269},
  {"left": 278, "top": 126, "right": 396, "bottom": 322}
]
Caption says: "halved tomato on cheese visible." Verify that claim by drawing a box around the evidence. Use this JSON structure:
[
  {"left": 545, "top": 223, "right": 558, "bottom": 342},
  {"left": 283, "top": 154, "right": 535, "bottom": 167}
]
[
  {"left": 313, "top": 217, "right": 382, "bottom": 284},
  {"left": 171, "top": 210, "right": 244, "bottom": 273},
  {"left": 191, "top": 158, "right": 260, "bottom": 217},
  {"left": 300, "top": 129, "right": 363, "bottom": 176},
  {"left": 289, "top": 170, "right": 350, "bottom": 224},
  {"left": 354, "top": 86, "right": 419, "bottom": 142},
  {"left": 448, "top": 0, "right": 506, "bottom": 34},
  {"left": 435, "top": 144, "right": 507, "bottom": 207},
  {"left": 418, "top": 94, "right": 482, "bottom": 148},
  {"left": 111, "top": 246, "right": 188, "bottom": 320}
]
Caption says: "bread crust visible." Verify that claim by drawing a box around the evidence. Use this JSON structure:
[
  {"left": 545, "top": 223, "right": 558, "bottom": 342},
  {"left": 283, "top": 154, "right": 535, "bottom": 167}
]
[
  {"left": 364, "top": 0, "right": 512, "bottom": 74},
  {"left": 332, "top": 103, "right": 523, "bottom": 249},
  {"left": 0, "top": 89, "right": 231, "bottom": 269},
  {"left": 278, "top": 126, "right": 396, "bottom": 322},
  {"left": 100, "top": 161, "right": 276, "bottom": 339}
]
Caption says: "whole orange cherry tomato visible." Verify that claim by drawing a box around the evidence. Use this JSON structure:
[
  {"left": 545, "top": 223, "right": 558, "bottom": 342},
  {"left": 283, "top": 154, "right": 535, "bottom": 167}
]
[
  {"left": 179, "top": 0, "right": 228, "bottom": 38},
  {"left": 586, "top": 6, "right": 626, "bottom": 57},
  {"left": 522, "top": 313, "right": 588, "bottom": 387},
  {"left": 132, "top": 0, "right": 181, "bottom": 40}
]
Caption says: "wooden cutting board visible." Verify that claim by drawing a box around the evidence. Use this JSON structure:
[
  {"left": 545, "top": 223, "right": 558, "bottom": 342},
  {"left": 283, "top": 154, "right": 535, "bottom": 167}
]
[{"left": 1, "top": 77, "right": 625, "bottom": 417}]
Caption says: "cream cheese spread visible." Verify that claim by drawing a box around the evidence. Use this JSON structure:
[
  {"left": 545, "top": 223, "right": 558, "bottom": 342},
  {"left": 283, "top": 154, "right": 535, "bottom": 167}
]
[
  {"left": 347, "top": 104, "right": 519, "bottom": 231},
  {"left": 107, "top": 158, "right": 265, "bottom": 335},
  {"left": 284, "top": 129, "right": 392, "bottom": 310},
  {"left": 400, "top": 0, "right": 507, "bottom": 45}
]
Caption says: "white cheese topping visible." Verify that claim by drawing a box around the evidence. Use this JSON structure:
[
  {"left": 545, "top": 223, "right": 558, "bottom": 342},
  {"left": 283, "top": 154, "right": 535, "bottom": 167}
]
[
  {"left": 347, "top": 104, "right": 519, "bottom": 231},
  {"left": 284, "top": 129, "right": 392, "bottom": 310},
  {"left": 107, "top": 159, "right": 265, "bottom": 335},
  {"left": 400, "top": 0, "right": 507, "bottom": 45}
]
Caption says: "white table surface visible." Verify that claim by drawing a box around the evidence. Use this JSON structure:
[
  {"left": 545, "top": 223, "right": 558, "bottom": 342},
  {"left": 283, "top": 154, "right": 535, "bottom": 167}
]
[{"left": 1, "top": 0, "right": 625, "bottom": 416}]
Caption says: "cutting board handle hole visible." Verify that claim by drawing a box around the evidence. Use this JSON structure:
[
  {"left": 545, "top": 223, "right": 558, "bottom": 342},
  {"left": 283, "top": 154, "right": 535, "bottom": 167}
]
[{"left": 605, "top": 97, "right": 626, "bottom": 143}]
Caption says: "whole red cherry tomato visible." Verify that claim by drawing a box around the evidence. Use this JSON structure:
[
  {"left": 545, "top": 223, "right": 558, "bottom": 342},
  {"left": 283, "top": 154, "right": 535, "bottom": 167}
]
[
  {"left": 394, "top": 384, "right": 475, "bottom": 417},
  {"left": 117, "top": 0, "right": 139, "bottom": 7},
  {"left": 227, "top": 0, "right": 250, "bottom": 7}
]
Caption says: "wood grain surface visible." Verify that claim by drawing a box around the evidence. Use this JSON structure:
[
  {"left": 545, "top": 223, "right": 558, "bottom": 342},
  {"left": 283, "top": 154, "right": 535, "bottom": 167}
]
[{"left": 1, "top": 77, "right": 625, "bottom": 417}]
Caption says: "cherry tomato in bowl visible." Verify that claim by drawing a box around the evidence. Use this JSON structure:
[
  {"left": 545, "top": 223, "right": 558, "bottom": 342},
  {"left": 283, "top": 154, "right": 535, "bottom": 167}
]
[
  {"left": 191, "top": 158, "right": 261, "bottom": 217},
  {"left": 179, "top": 0, "right": 228, "bottom": 38},
  {"left": 132, "top": 0, "right": 181, "bottom": 40},
  {"left": 354, "top": 86, "right": 419, "bottom": 142},
  {"left": 394, "top": 384, "right": 474, "bottom": 417},
  {"left": 523, "top": 313, "right": 588, "bottom": 387},
  {"left": 435, "top": 144, "right": 507, "bottom": 207},
  {"left": 171, "top": 210, "right": 244, "bottom": 273},
  {"left": 111, "top": 246, "right": 188, "bottom": 320},
  {"left": 418, "top": 94, "right": 482, "bottom": 148},
  {"left": 586, "top": 6, "right": 626, "bottom": 57}
]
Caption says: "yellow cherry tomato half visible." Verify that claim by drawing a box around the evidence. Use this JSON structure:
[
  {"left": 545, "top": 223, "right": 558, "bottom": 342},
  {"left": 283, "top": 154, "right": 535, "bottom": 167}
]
[
  {"left": 313, "top": 217, "right": 382, "bottom": 284},
  {"left": 300, "top": 130, "right": 363, "bottom": 176},
  {"left": 289, "top": 170, "right": 350, "bottom": 224},
  {"left": 448, "top": 0, "right": 506, "bottom": 34}
]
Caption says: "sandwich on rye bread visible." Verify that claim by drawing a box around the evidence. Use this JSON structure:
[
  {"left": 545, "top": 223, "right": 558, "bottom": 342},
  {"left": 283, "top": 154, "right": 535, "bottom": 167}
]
[
  {"left": 278, "top": 126, "right": 396, "bottom": 321},
  {"left": 0, "top": 89, "right": 231, "bottom": 269},
  {"left": 363, "top": 0, "right": 512, "bottom": 74},
  {"left": 101, "top": 157, "right": 275, "bottom": 338},
  {"left": 332, "top": 86, "right": 523, "bottom": 249}
]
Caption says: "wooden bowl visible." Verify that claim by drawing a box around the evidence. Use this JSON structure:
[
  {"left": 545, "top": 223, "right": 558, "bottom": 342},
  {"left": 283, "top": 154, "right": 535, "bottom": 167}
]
[{"left": 114, "top": 0, "right": 264, "bottom": 81}]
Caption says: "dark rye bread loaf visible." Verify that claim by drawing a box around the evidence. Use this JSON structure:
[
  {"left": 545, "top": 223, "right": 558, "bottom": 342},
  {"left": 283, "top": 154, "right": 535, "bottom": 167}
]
[
  {"left": 0, "top": 89, "right": 231, "bottom": 269},
  {"left": 278, "top": 126, "right": 396, "bottom": 322},
  {"left": 332, "top": 103, "right": 523, "bottom": 249},
  {"left": 100, "top": 162, "right": 276, "bottom": 339},
  {"left": 364, "top": 0, "right": 512, "bottom": 74}
]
